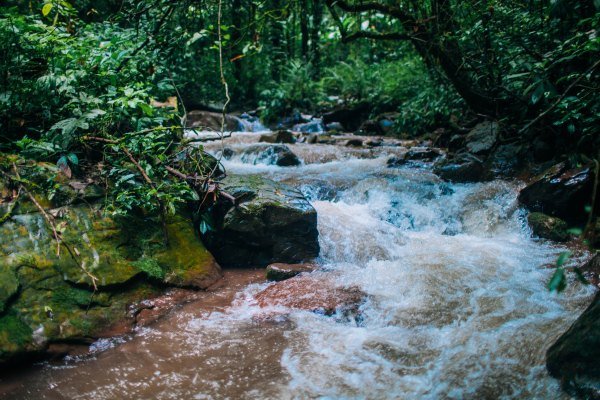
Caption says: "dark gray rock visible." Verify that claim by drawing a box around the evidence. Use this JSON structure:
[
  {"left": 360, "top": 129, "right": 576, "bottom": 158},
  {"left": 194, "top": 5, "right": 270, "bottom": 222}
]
[
  {"left": 202, "top": 175, "right": 320, "bottom": 267},
  {"left": 240, "top": 144, "right": 301, "bottom": 166},
  {"left": 322, "top": 103, "right": 371, "bottom": 132},
  {"left": 518, "top": 162, "right": 595, "bottom": 225},
  {"left": 547, "top": 289, "right": 600, "bottom": 397},
  {"left": 433, "top": 153, "right": 488, "bottom": 183},
  {"left": 465, "top": 121, "right": 498, "bottom": 155}
]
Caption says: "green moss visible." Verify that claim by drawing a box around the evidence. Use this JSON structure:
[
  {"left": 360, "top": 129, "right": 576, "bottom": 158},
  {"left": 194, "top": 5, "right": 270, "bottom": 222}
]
[
  {"left": 132, "top": 258, "right": 165, "bottom": 280},
  {"left": 0, "top": 267, "right": 19, "bottom": 313},
  {"left": 0, "top": 313, "right": 32, "bottom": 351},
  {"left": 51, "top": 286, "right": 95, "bottom": 308}
]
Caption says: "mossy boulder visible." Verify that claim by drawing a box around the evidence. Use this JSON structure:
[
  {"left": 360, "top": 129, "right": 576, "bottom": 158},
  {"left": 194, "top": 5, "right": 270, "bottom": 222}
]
[
  {"left": 0, "top": 201, "right": 221, "bottom": 365},
  {"left": 527, "top": 212, "right": 570, "bottom": 242},
  {"left": 202, "top": 174, "right": 319, "bottom": 267}
]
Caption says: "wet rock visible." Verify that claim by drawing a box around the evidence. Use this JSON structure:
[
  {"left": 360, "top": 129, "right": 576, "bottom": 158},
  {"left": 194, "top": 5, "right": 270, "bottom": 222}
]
[
  {"left": 265, "top": 263, "right": 317, "bottom": 282},
  {"left": 433, "top": 153, "right": 488, "bottom": 183},
  {"left": 357, "top": 120, "right": 383, "bottom": 136},
  {"left": 365, "top": 139, "right": 383, "bottom": 147},
  {"left": 240, "top": 144, "right": 301, "bottom": 166},
  {"left": 202, "top": 174, "right": 319, "bottom": 267},
  {"left": 322, "top": 103, "right": 371, "bottom": 132},
  {"left": 293, "top": 120, "right": 324, "bottom": 133},
  {"left": 485, "top": 143, "right": 524, "bottom": 177},
  {"left": 306, "top": 133, "right": 318, "bottom": 144},
  {"left": 325, "top": 122, "right": 344, "bottom": 132},
  {"left": 254, "top": 275, "right": 364, "bottom": 315},
  {"left": 345, "top": 138, "right": 363, "bottom": 147},
  {"left": 518, "top": 162, "right": 595, "bottom": 225},
  {"left": 465, "top": 121, "right": 498, "bottom": 155},
  {"left": 581, "top": 253, "right": 600, "bottom": 288},
  {"left": 527, "top": 212, "right": 570, "bottom": 242},
  {"left": 547, "top": 290, "right": 600, "bottom": 397},
  {"left": 259, "top": 130, "right": 296, "bottom": 144},
  {"left": 184, "top": 110, "right": 241, "bottom": 131}
]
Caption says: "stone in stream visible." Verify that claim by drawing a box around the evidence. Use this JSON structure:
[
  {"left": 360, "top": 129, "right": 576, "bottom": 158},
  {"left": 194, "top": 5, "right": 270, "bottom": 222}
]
[
  {"left": 0, "top": 157, "right": 222, "bottom": 366},
  {"left": 433, "top": 153, "right": 488, "bottom": 183},
  {"left": 546, "top": 287, "right": 600, "bottom": 397},
  {"left": 387, "top": 148, "right": 442, "bottom": 167},
  {"left": 202, "top": 174, "right": 319, "bottom": 267},
  {"left": 527, "top": 212, "right": 570, "bottom": 242},
  {"left": 345, "top": 138, "right": 363, "bottom": 147},
  {"left": 254, "top": 274, "right": 365, "bottom": 316},
  {"left": 265, "top": 263, "right": 317, "bottom": 281},
  {"left": 518, "top": 162, "right": 596, "bottom": 225},
  {"left": 259, "top": 130, "right": 296, "bottom": 144},
  {"left": 240, "top": 144, "right": 301, "bottom": 166}
]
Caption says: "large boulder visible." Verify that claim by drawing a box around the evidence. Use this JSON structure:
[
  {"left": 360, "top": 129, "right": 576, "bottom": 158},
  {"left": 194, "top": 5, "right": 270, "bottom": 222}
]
[
  {"left": 239, "top": 144, "right": 301, "bottom": 166},
  {"left": 0, "top": 158, "right": 221, "bottom": 365},
  {"left": 518, "top": 162, "right": 596, "bottom": 225},
  {"left": 322, "top": 103, "right": 371, "bottom": 132},
  {"left": 547, "top": 289, "right": 600, "bottom": 397},
  {"left": 202, "top": 175, "right": 319, "bottom": 267}
]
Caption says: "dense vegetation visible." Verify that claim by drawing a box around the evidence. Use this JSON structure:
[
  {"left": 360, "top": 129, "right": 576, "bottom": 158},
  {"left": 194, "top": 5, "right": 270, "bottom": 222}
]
[{"left": 0, "top": 0, "right": 598, "bottom": 231}]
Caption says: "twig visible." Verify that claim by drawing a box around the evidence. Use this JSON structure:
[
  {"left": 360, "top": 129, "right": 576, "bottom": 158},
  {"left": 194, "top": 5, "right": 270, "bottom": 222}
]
[{"left": 0, "top": 188, "right": 20, "bottom": 225}]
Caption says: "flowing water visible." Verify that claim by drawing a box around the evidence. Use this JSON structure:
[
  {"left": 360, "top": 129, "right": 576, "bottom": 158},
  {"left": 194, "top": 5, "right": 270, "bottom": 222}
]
[{"left": 1, "top": 131, "right": 594, "bottom": 399}]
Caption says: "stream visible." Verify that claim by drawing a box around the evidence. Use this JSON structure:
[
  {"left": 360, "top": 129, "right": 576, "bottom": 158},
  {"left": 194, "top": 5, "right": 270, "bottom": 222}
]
[{"left": 1, "top": 131, "right": 595, "bottom": 399}]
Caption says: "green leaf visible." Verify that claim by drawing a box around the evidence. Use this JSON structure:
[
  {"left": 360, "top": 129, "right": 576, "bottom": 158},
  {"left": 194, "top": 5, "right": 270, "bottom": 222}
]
[
  {"left": 42, "top": 3, "right": 53, "bottom": 16},
  {"left": 548, "top": 268, "right": 567, "bottom": 292},
  {"left": 556, "top": 251, "right": 571, "bottom": 267},
  {"left": 67, "top": 153, "right": 78, "bottom": 166}
]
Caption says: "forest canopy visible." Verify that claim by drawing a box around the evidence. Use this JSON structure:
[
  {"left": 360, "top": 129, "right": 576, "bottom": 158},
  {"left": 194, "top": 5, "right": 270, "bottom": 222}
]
[{"left": 0, "top": 0, "right": 598, "bottom": 221}]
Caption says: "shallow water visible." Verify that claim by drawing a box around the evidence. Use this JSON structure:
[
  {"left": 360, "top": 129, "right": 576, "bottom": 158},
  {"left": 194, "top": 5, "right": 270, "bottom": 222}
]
[{"left": 1, "top": 131, "right": 594, "bottom": 399}]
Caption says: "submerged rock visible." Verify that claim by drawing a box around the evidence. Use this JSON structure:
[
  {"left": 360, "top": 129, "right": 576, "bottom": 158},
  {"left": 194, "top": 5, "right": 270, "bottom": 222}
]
[
  {"left": 254, "top": 274, "right": 364, "bottom": 315},
  {"left": 547, "top": 290, "right": 600, "bottom": 397},
  {"left": 202, "top": 175, "right": 319, "bottom": 267},
  {"left": 518, "top": 162, "right": 595, "bottom": 225},
  {"left": 265, "top": 263, "right": 317, "bottom": 282},
  {"left": 527, "top": 212, "right": 570, "bottom": 242},
  {"left": 240, "top": 144, "right": 301, "bottom": 166}
]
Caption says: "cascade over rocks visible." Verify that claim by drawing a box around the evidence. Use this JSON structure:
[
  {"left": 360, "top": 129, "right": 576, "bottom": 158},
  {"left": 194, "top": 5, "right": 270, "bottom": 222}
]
[
  {"left": 201, "top": 174, "right": 319, "bottom": 267},
  {"left": 239, "top": 144, "right": 301, "bottom": 166},
  {"left": 518, "top": 162, "right": 596, "bottom": 225}
]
